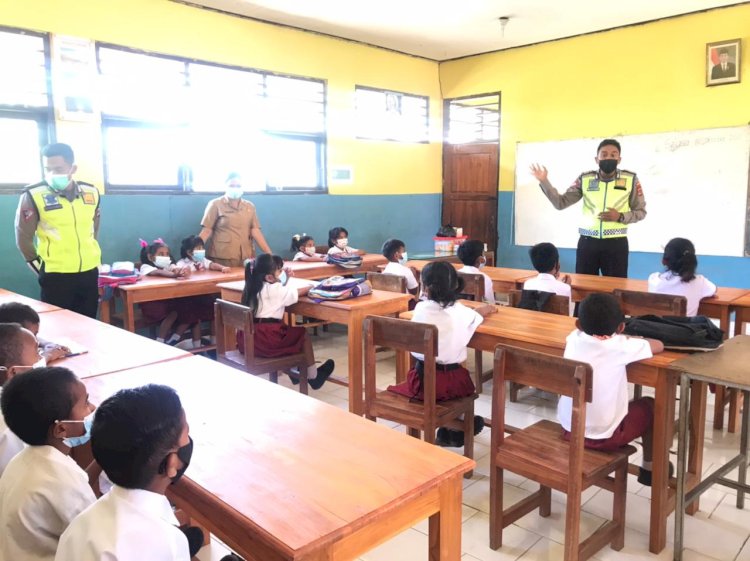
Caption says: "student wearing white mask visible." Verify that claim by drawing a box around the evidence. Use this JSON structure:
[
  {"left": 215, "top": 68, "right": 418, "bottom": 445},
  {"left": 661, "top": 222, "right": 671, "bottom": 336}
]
[
  {"left": 198, "top": 172, "right": 272, "bottom": 268},
  {"left": 457, "top": 239, "right": 495, "bottom": 304},
  {"left": 326, "top": 226, "right": 365, "bottom": 256},
  {"left": 381, "top": 238, "right": 419, "bottom": 306}
]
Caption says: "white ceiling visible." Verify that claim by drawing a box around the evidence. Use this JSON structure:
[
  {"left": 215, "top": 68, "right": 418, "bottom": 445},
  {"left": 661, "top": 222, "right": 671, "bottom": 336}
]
[{"left": 180, "top": 0, "right": 742, "bottom": 60}]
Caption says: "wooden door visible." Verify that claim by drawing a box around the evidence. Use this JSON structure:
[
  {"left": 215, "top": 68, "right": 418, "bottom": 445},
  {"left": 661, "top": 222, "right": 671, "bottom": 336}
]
[{"left": 442, "top": 143, "right": 499, "bottom": 255}]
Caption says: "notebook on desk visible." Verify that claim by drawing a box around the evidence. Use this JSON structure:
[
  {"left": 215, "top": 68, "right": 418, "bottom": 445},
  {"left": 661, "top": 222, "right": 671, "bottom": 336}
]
[{"left": 44, "top": 339, "right": 88, "bottom": 357}]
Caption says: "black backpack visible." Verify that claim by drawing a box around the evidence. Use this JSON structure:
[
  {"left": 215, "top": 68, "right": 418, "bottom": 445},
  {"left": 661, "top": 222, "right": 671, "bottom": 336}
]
[
  {"left": 517, "top": 289, "right": 554, "bottom": 312},
  {"left": 623, "top": 315, "right": 724, "bottom": 350}
]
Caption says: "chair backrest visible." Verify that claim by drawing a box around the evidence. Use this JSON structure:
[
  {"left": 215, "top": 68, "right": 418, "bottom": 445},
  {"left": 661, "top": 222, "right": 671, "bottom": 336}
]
[
  {"left": 484, "top": 251, "right": 495, "bottom": 267},
  {"left": 366, "top": 272, "right": 408, "bottom": 294},
  {"left": 507, "top": 289, "right": 570, "bottom": 316},
  {"left": 457, "top": 272, "right": 484, "bottom": 302},
  {"left": 364, "top": 316, "right": 440, "bottom": 416},
  {"left": 315, "top": 245, "right": 330, "bottom": 255},
  {"left": 214, "top": 299, "right": 254, "bottom": 369},
  {"left": 612, "top": 289, "right": 687, "bottom": 317}
]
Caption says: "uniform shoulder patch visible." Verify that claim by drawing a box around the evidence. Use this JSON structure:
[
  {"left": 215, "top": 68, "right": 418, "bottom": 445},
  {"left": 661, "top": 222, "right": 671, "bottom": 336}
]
[
  {"left": 635, "top": 180, "right": 644, "bottom": 197},
  {"left": 81, "top": 192, "right": 96, "bottom": 205},
  {"left": 22, "top": 209, "right": 35, "bottom": 221}
]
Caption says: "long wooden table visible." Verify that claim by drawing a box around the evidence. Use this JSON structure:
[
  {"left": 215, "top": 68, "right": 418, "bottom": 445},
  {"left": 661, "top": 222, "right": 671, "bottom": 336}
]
[
  {"left": 406, "top": 261, "right": 536, "bottom": 292},
  {"left": 40, "top": 308, "right": 190, "bottom": 378},
  {"left": 732, "top": 293, "right": 750, "bottom": 336},
  {"left": 83, "top": 356, "right": 473, "bottom": 561},
  {"left": 218, "top": 280, "right": 411, "bottom": 416},
  {"left": 401, "top": 304, "right": 699, "bottom": 554},
  {"left": 0, "top": 287, "right": 61, "bottom": 313}
]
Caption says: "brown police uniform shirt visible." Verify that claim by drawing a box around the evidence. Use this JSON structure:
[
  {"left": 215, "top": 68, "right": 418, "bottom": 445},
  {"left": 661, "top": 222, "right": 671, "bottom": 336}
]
[{"left": 200, "top": 197, "right": 260, "bottom": 265}]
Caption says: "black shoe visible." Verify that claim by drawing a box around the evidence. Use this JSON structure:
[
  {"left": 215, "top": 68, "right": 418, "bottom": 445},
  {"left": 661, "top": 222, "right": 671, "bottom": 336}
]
[
  {"left": 220, "top": 555, "right": 244, "bottom": 561},
  {"left": 180, "top": 526, "right": 204, "bottom": 557},
  {"left": 309, "top": 359, "right": 334, "bottom": 390},
  {"left": 288, "top": 369, "right": 300, "bottom": 385},
  {"left": 435, "top": 417, "right": 484, "bottom": 448},
  {"left": 435, "top": 427, "right": 452, "bottom": 446},
  {"left": 473, "top": 415, "right": 485, "bottom": 436},
  {"left": 637, "top": 461, "right": 674, "bottom": 487}
]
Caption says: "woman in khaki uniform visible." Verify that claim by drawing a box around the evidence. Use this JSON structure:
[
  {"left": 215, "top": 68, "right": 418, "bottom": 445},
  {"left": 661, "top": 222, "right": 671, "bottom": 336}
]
[{"left": 198, "top": 173, "right": 272, "bottom": 267}]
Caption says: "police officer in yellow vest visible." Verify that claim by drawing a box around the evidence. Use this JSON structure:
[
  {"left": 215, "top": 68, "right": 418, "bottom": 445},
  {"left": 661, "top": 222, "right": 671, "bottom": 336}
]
[
  {"left": 14, "top": 143, "right": 102, "bottom": 318},
  {"left": 530, "top": 139, "right": 646, "bottom": 278}
]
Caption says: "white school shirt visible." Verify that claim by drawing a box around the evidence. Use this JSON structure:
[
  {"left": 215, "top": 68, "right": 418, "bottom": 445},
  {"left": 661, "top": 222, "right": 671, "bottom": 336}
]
[
  {"left": 175, "top": 256, "right": 214, "bottom": 272},
  {"left": 647, "top": 272, "right": 717, "bottom": 317},
  {"left": 0, "top": 445, "right": 96, "bottom": 561},
  {"left": 523, "top": 273, "right": 572, "bottom": 298},
  {"left": 383, "top": 261, "right": 419, "bottom": 290},
  {"left": 55, "top": 485, "right": 190, "bottom": 561},
  {"left": 139, "top": 262, "right": 179, "bottom": 276},
  {"left": 293, "top": 251, "right": 326, "bottom": 261},
  {"left": 458, "top": 265, "right": 495, "bottom": 304},
  {"left": 255, "top": 281, "right": 299, "bottom": 319},
  {"left": 0, "top": 387, "right": 24, "bottom": 477},
  {"left": 410, "top": 300, "right": 483, "bottom": 365},
  {"left": 327, "top": 245, "right": 360, "bottom": 255},
  {"left": 557, "top": 330, "right": 652, "bottom": 439}
]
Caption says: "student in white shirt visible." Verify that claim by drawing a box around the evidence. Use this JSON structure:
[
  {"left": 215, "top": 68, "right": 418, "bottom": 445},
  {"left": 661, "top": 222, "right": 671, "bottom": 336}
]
[
  {"left": 290, "top": 233, "right": 326, "bottom": 261},
  {"left": 457, "top": 239, "right": 495, "bottom": 304},
  {"left": 55, "top": 384, "right": 208, "bottom": 561},
  {"left": 523, "top": 242, "right": 572, "bottom": 298},
  {"left": 0, "top": 323, "right": 42, "bottom": 476},
  {"left": 0, "top": 303, "right": 69, "bottom": 364},
  {"left": 648, "top": 237, "right": 717, "bottom": 317},
  {"left": 0, "top": 366, "right": 97, "bottom": 561},
  {"left": 381, "top": 238, "right": 419, "bottom": 305},
  {"left": 387, "top": 261, "right": 495, "bottom": 447},
  {"left": 327, "top": 226, "right": 365, "bottom": 256},
  {"left": 176, "top": 235, "right": 230, "bottom": 273},
  {"left": 557, "top": 294, "right": 665, "bottom": 486},
  {"left": 239, "top": 254, "right": 334, "bottom": 389}
]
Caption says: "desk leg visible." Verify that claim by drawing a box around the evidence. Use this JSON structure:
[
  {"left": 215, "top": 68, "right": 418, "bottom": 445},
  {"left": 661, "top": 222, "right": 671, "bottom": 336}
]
[
  {"left": 674, "top": 374, "right": 691, "bottom": 561},
  {"left": 649, "top": 370, "right": 674, "bottom": 553},
  {"left": 738, "top": 391, "right": 750, "bottom": 509},
  {"left": 686, "top": 380, "right": 706, "bottom": 515},
  {"left": 122, "top": 294, "right": 136, "bottom": 333},
  {"left": 99, "top": 297, "right": 111, "bottom": 324},
  {"left": 428, "top": 475, "right": 462, "bottom": 561},
  {"left": 348, "top": 311, "right": 365, "bottom": 416}
]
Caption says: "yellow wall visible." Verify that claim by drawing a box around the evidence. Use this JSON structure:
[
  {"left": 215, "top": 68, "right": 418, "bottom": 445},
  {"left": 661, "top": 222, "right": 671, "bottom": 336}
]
[
  {"left": 0, "top": 0, "right": 442, "bottom": 195},
  {"left": 440, "top": 4, "right": 750, "bottom": 191}
]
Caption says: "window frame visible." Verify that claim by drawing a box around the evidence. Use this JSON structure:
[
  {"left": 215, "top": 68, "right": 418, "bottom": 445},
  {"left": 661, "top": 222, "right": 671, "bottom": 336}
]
[
  {"left": 96, "top": 43, "right": 328, "bottom": 195},
  {"left": 443, "top": 91, "right": 502, "bottom": 146},
  {"left": 0, "top": 26, "right": 55, "bottom": 193},
  {"left": 354, "top": 85, "right": 430, "bottom": 144}
]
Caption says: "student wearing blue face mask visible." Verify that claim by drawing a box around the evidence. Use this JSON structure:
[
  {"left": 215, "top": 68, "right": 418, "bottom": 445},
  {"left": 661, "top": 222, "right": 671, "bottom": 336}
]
[
  {"left": 198, "top": 173, "right": 272, "bottom": 268},
  {"left": 0, "top": 366, "right": 97, "bottom": 561},
  {"left": 381, "top": 238, "right": 419, "bottom": 306},
  {"left": 238, "top": 254, "right": 334, "bottom": 389},
  {"left": 14, "top": 143, "right": 102, "bottom": 319},
  {"left": 457, "top": 239, "right": 495, "bottom": 304}
]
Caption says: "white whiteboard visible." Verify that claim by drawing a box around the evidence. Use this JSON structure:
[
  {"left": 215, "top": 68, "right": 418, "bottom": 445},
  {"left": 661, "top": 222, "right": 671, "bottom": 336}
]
[{"left": 514, "top": 126, "right": 750, "bottom": 257}]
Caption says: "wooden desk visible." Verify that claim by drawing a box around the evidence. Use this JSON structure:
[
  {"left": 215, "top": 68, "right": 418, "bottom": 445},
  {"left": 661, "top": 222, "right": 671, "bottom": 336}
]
[
  {"left": 406, "top": 261, "right": 536, "bottom": 292},
  {"left": 40, "top": 309, "right": 190, "bottom": 378},
  {"left": 401, "top": 304, "right": 697, "bottom": 554},
  {"left": 83, "top": 356, "right": 474, "bottom": 561},
  {"left": 0, "top": 288, "right": 61, "bottom": 313},
  {"left": 286, "top": 253, "right": 388, "bottom": 280},
  {"left": 218, "top": 281, "right": 412, "bottom": 416},
  {"left": 100, "top": 268, "right": 245, "bottom": 332},
  {"left": 732, "top": 293, "right": 750, "bottom": 336}
]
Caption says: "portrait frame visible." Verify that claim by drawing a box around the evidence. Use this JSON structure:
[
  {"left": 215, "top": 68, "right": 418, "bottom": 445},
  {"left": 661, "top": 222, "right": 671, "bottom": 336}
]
[{"left": 706, "top": 39, "right": 741, "bottom": 87}]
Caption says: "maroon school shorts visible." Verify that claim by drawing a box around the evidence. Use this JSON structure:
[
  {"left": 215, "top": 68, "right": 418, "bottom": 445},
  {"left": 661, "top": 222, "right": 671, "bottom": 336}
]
[{"left": 564, "top": 397, "right": 654, "bottom": 452}]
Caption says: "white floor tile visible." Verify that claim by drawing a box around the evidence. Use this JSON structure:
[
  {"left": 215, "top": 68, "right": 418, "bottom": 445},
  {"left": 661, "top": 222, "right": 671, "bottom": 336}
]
[{"left": 460, "top": 511, "right": 542, "bottom": 561}]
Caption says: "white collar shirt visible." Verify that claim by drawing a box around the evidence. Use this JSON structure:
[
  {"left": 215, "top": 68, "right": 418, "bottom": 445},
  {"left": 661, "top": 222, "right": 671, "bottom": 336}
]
[
  {"left": 523, "top": 273, "right": 572, "bottom": 298},
  {"left": 383, "top": 261, "right": 419, "bottom": 290},
  {"left": 327, "top": 245, "right": 359, "bottom": 255},
  {"left": 0, "top": 387, "right": 24, "bottom": 478},
  {"left": 0, "top": 445, "right": 96, "bottom": 561},
  {"left": 55, "top": 485, "right": 190, "bottom": 561},
  {"left": 557, "top": 330, "right": 652, "bottom": 439},
  {"left": 410, "top": 300, "right": 483, "bottom": 365},
  {"left": 255, "top": 281, "right": 299, "bottom": 319},
  {"left": 458, "top": 265, "right": 495, "bottom": 304},
  {"left": 647, "top": 272, "right": 717, "bottom": 317},
  {"left": 175, "top": 257, "right": 213, "bottom": 272}
]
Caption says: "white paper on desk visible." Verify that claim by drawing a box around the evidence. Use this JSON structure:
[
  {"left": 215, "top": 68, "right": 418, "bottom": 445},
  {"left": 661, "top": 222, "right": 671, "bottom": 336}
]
[
  {"left": 45, "top": 338, "right": 88, "bottom": 357},
  {"left": 288, "top": 278, "right": 319, "bottom": 288}
]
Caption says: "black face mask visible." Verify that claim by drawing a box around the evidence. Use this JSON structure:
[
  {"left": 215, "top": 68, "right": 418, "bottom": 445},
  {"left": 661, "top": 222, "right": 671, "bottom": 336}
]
[
  {"left": 598, "top": 159, "right": 618, "bottom": 174},
  {"left": 160, "top": 436, "right": 194, "bottom": 484}
]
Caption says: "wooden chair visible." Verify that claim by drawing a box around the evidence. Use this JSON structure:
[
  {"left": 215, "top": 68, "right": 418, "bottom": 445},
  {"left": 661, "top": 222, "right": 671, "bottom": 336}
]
[
  {"left": 366, "top": 272, "right": 408, "bottom": 294},
  {"left": 506, "top": 289, "right": 571, "bottom": 402},
  {"left": 315, "top": 244, "right": 330, "bottom": 255},
  {"left": 214, "top": 299, "right": 310, "bottom": 394},
  {"left": 613, "top": 289, "right": 686, "bottom": 399},
  {"left": 363, "top": 316, "right": 476, "bottom": 477},
  {"left": 490, "top": 345, "right": 633, "bottom": 561},
  {"left": 457, "top": 271, "right": 491, "bottom": 393}
]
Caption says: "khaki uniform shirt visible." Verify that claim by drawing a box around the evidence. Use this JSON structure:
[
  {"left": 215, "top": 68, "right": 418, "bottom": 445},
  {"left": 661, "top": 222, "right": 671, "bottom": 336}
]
[{"left": 201, "top": 197, "right": 260, "bottom": 265}]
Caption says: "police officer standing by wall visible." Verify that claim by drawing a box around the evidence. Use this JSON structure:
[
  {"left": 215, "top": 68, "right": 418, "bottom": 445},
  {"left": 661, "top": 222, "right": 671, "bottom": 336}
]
[
  {"left": 15, "top": 143, "right": 102, "bottom": 318},
  {"left": 530, "top": 139, "right": 646, "bottom": 278}
]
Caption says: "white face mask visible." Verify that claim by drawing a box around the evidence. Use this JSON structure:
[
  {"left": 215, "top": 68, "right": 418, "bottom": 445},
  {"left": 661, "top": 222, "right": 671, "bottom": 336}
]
[
  {"left": 303, "top": 246, "right": 316, "bottom": 256},
  {"left": 33, "top": 356, "right": 46, "bottom": 369},
  {"left": 336, "top": 238, "right": 348, "bottom": 249},
  {"left": 478, "top": 256, "right": 487, "bottom": 269},
  {"left": 398, "top": 251, "right": 408, "bottom": 265},
  {"left": 154, "top": 255, "right": 171, "bottom": 269},
  {"left": 225, "top": 186, "right": 243, "bottom": 200}
]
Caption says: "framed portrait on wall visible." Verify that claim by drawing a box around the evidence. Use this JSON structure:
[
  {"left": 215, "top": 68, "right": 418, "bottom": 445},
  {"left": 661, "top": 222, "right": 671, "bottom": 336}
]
[{"left": 706, "top": 39, "right": 741, "bottom": 86}]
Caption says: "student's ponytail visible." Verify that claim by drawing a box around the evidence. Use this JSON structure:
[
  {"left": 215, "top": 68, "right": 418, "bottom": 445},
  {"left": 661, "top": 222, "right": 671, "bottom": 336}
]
[
  {"left": 241, "top": 254, "right": 284, "bottom": 310},
  {"left": 662, "top": 238, "right": 698, "bottom": 283}
]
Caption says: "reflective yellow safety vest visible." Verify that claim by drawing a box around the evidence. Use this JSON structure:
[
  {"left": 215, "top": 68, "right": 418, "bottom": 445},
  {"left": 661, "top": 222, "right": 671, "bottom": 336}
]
[
  {"left": 578, "top": 170, "right": 635, "bottom": 239},
  {"left": 28, "top": 182, "right": 101, "bottom": 273}
]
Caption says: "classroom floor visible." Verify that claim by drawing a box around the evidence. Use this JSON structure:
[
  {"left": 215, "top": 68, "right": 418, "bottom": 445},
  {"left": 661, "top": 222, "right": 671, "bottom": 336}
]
[{"left": 196, "top": 323, "right": 748, "bottom": 561}]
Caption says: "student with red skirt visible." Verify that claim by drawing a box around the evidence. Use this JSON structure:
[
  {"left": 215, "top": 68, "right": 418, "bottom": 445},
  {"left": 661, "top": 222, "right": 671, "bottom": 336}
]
[
  {"left": 239, "top": 254, "right": 334, "bottom": 390},
  {"left": 387, "top": 261, "right": 495, "bottom": 447}
]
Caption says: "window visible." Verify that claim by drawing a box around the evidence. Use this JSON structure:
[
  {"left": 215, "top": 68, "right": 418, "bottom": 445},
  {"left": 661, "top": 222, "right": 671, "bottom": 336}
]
[
  {"left": 445, "top": 94, "right": 500, "bottom": 144},
  {"left": 0, "top": 28, "right": 54, "bottom": 189},
  {"left": 97, "top": 45, "right": 326, "bottom": 193},
  {"left": 355, "top": 86, "right": 429, "bottom": 143}
]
